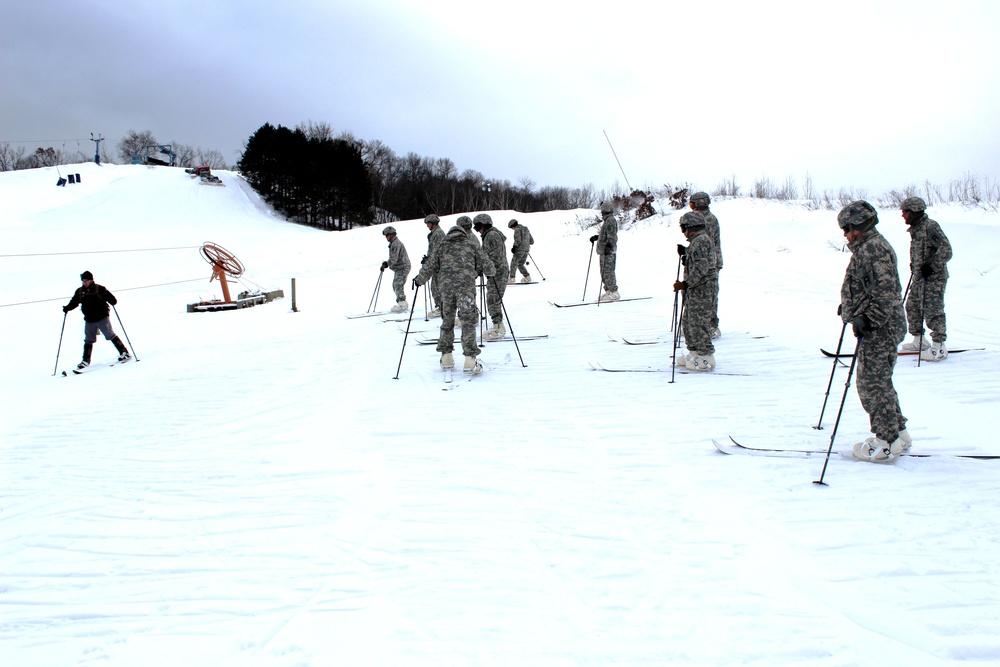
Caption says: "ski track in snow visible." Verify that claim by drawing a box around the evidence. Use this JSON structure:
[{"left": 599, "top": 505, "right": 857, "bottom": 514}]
[{"left": 2, "top": 164, "right": 1000, "bottom": 665}]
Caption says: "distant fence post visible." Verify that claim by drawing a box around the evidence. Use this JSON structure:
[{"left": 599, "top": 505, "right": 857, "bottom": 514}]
[{"left": 291, "top": 278, "right": 298, "bottom": 312}]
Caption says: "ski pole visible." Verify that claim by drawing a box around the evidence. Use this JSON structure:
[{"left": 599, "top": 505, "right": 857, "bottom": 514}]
[
  {"left": 814, "top": 336, "right": 862, "bottom": 486},
  {"left": 814, "top": 321, "right": 848, "bottom": 430},
  {"left": 527, "top": 252, "right": 546, "bottom": 281},
  {"left": 901, "top": 273, "right": 913, "bottom": 305},
  {"left": 917, "top": 276, "right": 927, "bottom": 368},
  {"left": 53, "top": 311, "right": 67, "bottom": 376},
  {"left": 368, "top": 269, "right": 383, "bottom": 313},
  {"left": 582, "top": 240, "right": 596, "bottom": 301},
  {"left": 669, "top": 292, "right": 686, "bottom": 384},
  {"left": 423, "top": 280, "right": 430, "bottom": 321},
  {"left": 112, "top": 304, "right": 139, "bottom": 361},
  {"left": 394, "top": 283, "right": 420, "bottom": 379},
  {"left": 670, "top": 252, "right": 682, "bottom": 332},
  {"left": 491, "top": 275, "right": 526, "bottom": 368}
]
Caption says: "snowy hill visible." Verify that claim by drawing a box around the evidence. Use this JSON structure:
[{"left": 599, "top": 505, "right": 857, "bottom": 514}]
[{"left": 2, "top": 163, "right": 1000, "bottom": 666}]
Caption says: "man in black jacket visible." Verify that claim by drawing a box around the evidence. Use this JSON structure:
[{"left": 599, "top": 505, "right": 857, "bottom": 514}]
[{"left": 63, "top": 271, "right": 130, "bottom": 369}]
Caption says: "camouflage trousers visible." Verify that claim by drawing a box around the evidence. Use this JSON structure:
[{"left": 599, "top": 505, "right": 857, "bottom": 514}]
[
  {"left": 856, "top": 330, "right": 907, "bottom": 442},
  {"left": 681, "top": 281, "right": 716, "bottom": 356},
  {"left": 599, "top": 252, "right": 617, "bottom": 292},
  {"left": 391, "top": 268, "right": 409, "bottom": 304},
  {"left": 430, "top": 273, "right": 442, "bottom": 309},
  {"left": 486, "top": 269, "right": 508, "bottom": 324},
  {"left": 509, "top": 251, "right": 530, "bottom": 278},
  {"left": 711, "top": 274, "right": 720, "bottom": 329},
  {"left": 436, "top": 289, "right": 480, "bottom": 358},
  {"left": 906, "top": 276, "right": 947, "bottom": 343}
]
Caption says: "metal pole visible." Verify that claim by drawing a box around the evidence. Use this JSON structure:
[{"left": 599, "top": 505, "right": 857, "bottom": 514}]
[
  {"left": 602, "top": 130, "right": 632, "bottom": 192},
  {"left": 368, "top": 269, "right": 383, "bottom": 313},
  {"left": 393, "top": 284, "right": 420, "bottom": 379},
  {"left": 491, "top": 276, "right": 526, "bottom": 368},
  {"left": 53, "top": 311, "right": 67, "bottom": 376},
  {"left": 814, "top": 336, "right": 862, "bottom": 486},
  {"left": 582, "top": 240, "right": 596, "bottom": 301},
  {"left": 813, "top": 321, "right": 848, "bottom": 430},
  {"left": 670, "top": 293, "right": 686, "bottom": 384},
  {"left": 112, "top": 304, "right": 139, "bottom": 361},
  {"left": 527, "top": 252, "right": 546, "bottom": 281}
]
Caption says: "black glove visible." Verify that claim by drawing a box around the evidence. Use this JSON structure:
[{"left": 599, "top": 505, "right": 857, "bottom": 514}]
[
  {"left": 421, "top": 255, "right": 427, "bottom": 265},
  {"left": 512, "top": 245, "right": 519, "bottom": 254},
  {"left": 411, "top": 277, "right": 419, "bottom": 290},
  {"left": 62, "top": 305, "right": 70, "bottom": 313},
  {"left": 851, "top": 315, "right": 870, "bottom": 339},
  {"left": 920, "top": 263, "right": 933, "bottom": 278},
  {"left": 589, "top": 235, "right": 599, "bottom": 243},
  {"left": 676, "top": 244, "right": 686, "bottom": 256},
  {"left": 381, "top": 261, "right": 388, "bottom": 271},
  {"left": 673, "top": 280, "right": 687, "bottom": 292}
]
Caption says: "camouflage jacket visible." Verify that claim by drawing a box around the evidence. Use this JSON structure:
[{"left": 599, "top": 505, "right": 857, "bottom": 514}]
[
  {"left": 596, "top": 212, "right": 618, "bottom": 255},
  {"left": 840, "top": 228, "right": 905, "bottom": 339},
  {"left": 415, "top": 226, "right": 493, "bottom": 290},
  {"left": 702, "top": 208, "right": 723, "bottom": 270},
  {"left": 387, "top": 235, "right": 410, "bottom": 272},
  {"left": 426, "top": 225, "right": 445, "bottom": 263},
  {"left": 481, "top": 227, "right": 508, "bottom": 274},
  {"left": 511, "top": 225, "right": 533, "bottom": 253},
  {"left": 682, "top": 230, "right": 718, "bottom": 289},
  {"left": 906, "top": 213, "right": 952, "bottom": 279}
]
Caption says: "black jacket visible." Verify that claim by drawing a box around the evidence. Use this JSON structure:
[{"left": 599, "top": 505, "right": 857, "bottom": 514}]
[{"left": 65, "top": 283, "right": 117, "bottom": 323}]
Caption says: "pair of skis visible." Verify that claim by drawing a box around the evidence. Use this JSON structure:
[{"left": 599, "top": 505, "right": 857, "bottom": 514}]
[{"left": 713, "top": 436, "right": 998, "bottom": 460}]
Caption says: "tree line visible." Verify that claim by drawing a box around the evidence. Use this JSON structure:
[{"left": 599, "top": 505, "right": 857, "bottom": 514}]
[{"left": 238, "top": 120, "right": 602, "bottom": 230}]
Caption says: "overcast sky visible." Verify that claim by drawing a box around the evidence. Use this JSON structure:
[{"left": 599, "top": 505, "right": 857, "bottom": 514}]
[{"left": 3, "top": 0, "right": 998, "bottom": 196}]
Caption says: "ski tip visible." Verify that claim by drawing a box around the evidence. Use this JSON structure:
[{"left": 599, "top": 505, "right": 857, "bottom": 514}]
[{"left": 62, "top": 370, "right": 68, "bottom": 376}]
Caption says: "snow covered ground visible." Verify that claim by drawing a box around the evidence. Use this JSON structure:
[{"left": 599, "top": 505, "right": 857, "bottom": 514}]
[{"left": 2, "top": 163, "right": 999, "bottom": 666}]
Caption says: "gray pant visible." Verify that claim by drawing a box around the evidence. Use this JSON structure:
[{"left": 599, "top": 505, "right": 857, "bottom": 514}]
[{"left": 84, "top": 317, "right": 117, "bottom": 344}]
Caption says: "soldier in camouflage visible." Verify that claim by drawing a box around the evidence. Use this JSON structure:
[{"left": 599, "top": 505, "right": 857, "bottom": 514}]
[
  {"left": 414, "top": 225, "right": 495, "bottom": 374},
  {"left": 381, "top": 226, "right": 411, "bottom": 312},
  {"left": 899, "top": 196, "right": 953, "bottom": 361},
  {"left": 673, "top": 211, "right": 718, "bottom": 371},
  {"left": 590, "top": 201, "right": 620, "bottom": 300},
  {"left": 423, "top": 214, "right": 446, "bottom": 317},
  {"left": 837, "top": 201, "right": 911, "bottom": 463},
  {"left": 476, "top": 214, "right": 509, "bottom": 339},
  {"left": 690, "top": 192, "right": 722, "bottom": 338},
  {"left": 457, "top": 216, "right": 481, "bottom": 249},
  {"left": 507, "top": 219, "right": 534, "bottom": 283}
]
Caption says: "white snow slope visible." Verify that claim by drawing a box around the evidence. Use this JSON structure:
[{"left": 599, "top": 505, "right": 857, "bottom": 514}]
[{"left": 2, "top": 163, "right": 1000, "bottom": 666}]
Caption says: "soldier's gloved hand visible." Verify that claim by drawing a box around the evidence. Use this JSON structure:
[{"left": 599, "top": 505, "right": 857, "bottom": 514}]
[
  {"left": 851, "top": 315, "right": 870, "bottom": 339},
  {"left": 673, "top": 280, "right": 687, "bottom": 292},
  {"left": 920, "top": 263, "right": 933, "bottom": 278},
  {"left": 676, "top": 244, "right": 686, "bottom": 256},
  {"left": 421, "top": 255, "right": 427, "bottom": 265},
  {"left": 589, "top": 235, "right": 598, "bottom": 243},
  {"left": 511, "top": 245, "right": 519, "bottom": 254},
  {"left": 381, "top": 261, "right": 388, "bottom": 271},
  {"left": 412, "top": 277, "right": 420, "bottom": 289}
]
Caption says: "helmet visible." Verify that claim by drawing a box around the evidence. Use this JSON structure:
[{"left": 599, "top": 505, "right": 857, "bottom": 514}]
[
  {"left": 382, "top": 226, "right": 396, "bottom": 236},
  {"left": 600, "top": 201, "right": 614, "bottom": 214},
  {"left": 80, "top": 270, "right": 94, "bottom": 281},
  {"left": 424, "top": 214, "right": 440, "bottom": 224},
  {"left": 900, "top": 196, "right": 926, "bottom": 213},
  {"left": 837, "top": 200, "right": 878, "bottom": 233},
  {"left": 457, "top": 215, "right": 472, "bottom": 229},
  {"left": 507, "top": 219, "right": 518, "bottom": 228},
  {"left": 473, "top": 213, "right": 493, "bottom": 227},
  {"left": 689, "top": 191, "right": 711, "bottom": 207},
  {"left": 679, "top": 211, "right": 706, "bottom": 230}
]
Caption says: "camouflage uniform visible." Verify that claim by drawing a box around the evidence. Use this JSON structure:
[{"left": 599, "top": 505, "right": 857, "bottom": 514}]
[
  {"left": 680, "top": 228, "right": 718, "bottom": 357},
  {"left": 477, "top": 215, "right": 509, "bottom": 326},
  {"left": 508, "top": 221, "right": 534, "bottom": 279},
  {"left": 386, "top": 234, "right": 411, "bottom": 304},
  {"left": 691, "top": 192, "right": 722, "bottom": 331},
  {"left": 905, "top": 211, "right": 952, "bottom": 344},
  {"left": 595, "top": 208, "right": 618, "bottom": 293},
  {"left": 414, "top": 226, "right": 494, "bottom": 358},
  {"left": 425, "top": 217, "right": 446, "bottom": 309},
  {"left": 840, "top": 227, "right": 908, "bottom": 443}
]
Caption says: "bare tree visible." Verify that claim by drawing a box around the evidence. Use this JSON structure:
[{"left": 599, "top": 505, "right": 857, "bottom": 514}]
[
  {"left": 117, "top": 130, "right": 158, "bottom": 162},
  {"left": 297, "top": 120, "right": 334, "bottom": 141},
  {"left": 195, "top": 148, "right": 227, "bottom": 169},
  {"left": 0, "top": 142, "right": 28, "bottom": 171}
]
